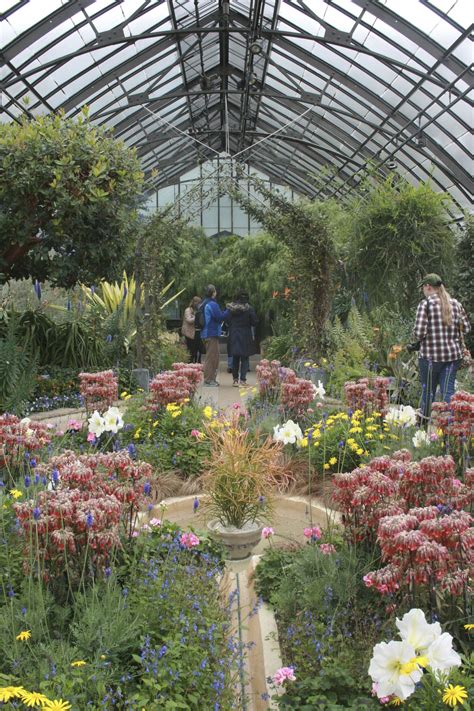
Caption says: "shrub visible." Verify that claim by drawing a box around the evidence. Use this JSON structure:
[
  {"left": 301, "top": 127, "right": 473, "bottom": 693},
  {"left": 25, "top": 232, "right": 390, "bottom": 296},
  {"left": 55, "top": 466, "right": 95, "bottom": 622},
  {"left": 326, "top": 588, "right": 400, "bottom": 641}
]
[{"left": 79, "top": 370, "right": 118, "bottom": 413}]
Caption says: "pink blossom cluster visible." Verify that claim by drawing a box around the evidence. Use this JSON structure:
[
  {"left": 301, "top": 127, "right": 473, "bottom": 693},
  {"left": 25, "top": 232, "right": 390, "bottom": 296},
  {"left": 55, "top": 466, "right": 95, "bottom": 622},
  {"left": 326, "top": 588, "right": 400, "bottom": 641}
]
[
  {"left": 180, "top": 531, "right": 200, "bottom": 548},
  {"left": 304, "top": 525, "right": 322, "bottom": 540},
  {"left": 256, "top": 359, "right": 315, "bottom": 414},
  {"left": 364, "top": 507, "right": 472, "bottom": 596},
  {"left": 432, "top": 390, "right": 474, "bottom": 441},
  {"left": 281, "top": 377, "right": 316, "bottom": 415},
  {"left": 79, "top": 370, "right": 118, "bottom": 412},
  {"left": 344, "top": 377, "right": 390, "bottom": 416},
  {"left": 171, "top": 362, "right": 204, "bottom": 394},
  {"left": 149, "top": 372, "right": 192, "bottom": 409},
  {"left": 15, "top": 450, "right": 156, "bottom": 583},
  {"left": 256, "top": 359, "right": 284, "bottom": 397},
  {"left": 0, "top": 414, "right": 51, "bottom": 468},
  {"left": 333, "top": 451, "right": 472, "bottom": 546},
  {"left": 272, "top": 666, "right": 296, "bottom": 686},
  {"left": 15, "top": 488, "right": 122, "bottom": 581}
]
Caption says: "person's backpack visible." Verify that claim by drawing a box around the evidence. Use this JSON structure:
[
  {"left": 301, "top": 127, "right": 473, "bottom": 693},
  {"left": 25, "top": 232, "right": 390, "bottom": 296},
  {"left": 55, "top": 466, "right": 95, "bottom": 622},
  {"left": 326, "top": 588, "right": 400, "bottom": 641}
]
[{"left": 194, "top": 300, "right": 207, "bottom": 330}]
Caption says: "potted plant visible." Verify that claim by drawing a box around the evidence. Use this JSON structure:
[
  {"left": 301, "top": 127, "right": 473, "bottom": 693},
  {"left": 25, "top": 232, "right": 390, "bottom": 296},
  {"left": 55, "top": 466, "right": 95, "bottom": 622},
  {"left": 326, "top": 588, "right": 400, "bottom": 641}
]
[{"left": 201, "top": 426, "right": 284, "bottom": 559}]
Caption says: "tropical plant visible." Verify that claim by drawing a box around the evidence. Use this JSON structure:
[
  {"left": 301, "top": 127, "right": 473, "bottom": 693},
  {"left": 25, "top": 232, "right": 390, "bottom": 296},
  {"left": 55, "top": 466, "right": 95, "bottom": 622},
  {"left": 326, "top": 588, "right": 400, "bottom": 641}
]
[
  {"left": 200, "top": 426, "right": 285, "bottom": 528},
  {"left": 0, "top": 109, "right": 143, "bottom": 286}
]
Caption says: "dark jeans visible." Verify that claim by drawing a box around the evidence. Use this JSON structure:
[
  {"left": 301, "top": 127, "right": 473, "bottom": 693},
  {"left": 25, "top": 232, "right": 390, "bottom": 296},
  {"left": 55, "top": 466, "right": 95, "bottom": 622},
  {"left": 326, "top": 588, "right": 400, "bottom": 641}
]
[
  {"left": 232, "top": 355, "right": 249, "bottom": 382},
  {"left": 419, "top": 358, "right": 461, "bottom": 420},
  {"left": 185, "top": 335, "right": 203, "bottom": 363}
]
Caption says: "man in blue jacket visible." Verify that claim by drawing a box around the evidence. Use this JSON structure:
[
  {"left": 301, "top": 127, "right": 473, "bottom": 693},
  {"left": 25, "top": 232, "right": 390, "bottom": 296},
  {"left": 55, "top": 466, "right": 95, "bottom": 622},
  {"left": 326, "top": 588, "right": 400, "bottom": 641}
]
[{"left": 201, "top": 284, "right": 228, "bottom": 386}]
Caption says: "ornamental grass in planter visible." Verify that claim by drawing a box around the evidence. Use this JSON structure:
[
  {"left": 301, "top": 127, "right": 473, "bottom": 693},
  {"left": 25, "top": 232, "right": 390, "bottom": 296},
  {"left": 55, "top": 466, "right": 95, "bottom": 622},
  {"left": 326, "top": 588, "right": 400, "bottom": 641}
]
[{"left": 201, "top": 425, "right": 286, "bottom": 559}]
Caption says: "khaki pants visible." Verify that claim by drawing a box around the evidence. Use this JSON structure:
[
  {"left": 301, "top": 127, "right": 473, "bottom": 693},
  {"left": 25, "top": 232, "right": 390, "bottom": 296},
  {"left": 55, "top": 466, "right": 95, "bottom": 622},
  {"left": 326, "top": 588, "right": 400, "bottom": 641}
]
[{"left": 203, "top": 337, "right": 219, "bottom": 382}]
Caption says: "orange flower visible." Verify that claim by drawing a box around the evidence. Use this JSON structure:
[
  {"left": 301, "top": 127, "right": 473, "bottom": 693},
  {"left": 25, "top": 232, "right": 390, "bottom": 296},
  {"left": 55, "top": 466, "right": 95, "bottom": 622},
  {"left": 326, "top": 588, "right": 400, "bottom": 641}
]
[
  {"left": 272, "top": 291, "right": 279, "bottom": 298},
  {"left": 283, "top": 287, "right": 291, "bottom": 299}
]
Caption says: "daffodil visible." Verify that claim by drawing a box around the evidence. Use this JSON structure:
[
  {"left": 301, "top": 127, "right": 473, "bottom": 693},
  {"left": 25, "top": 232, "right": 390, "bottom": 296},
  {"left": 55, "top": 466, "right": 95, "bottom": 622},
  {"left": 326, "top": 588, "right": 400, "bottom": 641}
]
[
  {"left": 442, "top": 684, "right": 468, "bottom": 707},
  {"left": 16, "top": 630, "right": 31, "bottom": 641}
]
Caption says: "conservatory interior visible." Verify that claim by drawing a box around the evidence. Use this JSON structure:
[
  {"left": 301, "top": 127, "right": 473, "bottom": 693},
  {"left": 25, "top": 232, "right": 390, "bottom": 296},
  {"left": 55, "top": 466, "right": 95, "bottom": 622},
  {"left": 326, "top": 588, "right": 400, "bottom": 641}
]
[{"left": 0, "top": 0, "right": 472, "bottom": 709}]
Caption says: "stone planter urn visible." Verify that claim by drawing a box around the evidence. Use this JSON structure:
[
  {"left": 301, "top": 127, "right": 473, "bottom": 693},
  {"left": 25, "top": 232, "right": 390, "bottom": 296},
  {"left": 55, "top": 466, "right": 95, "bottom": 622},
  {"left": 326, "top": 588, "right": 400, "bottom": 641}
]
[{"left": 207, "top": 519, "right": 264, "bottom": 560}]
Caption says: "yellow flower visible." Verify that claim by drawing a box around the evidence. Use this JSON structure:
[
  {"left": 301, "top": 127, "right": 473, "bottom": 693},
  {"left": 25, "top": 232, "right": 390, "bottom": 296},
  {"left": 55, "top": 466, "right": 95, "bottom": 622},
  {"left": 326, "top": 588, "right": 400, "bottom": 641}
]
[
  {"left": 304, "top": 361, "right": 311, "bottom": 367},
  {"left": 366, "top": 425, "right": 378, "bottom": 432},
  {"left": 464, "top": 623, "right": 474, "bottom": 630},
  {"left": 166, "top": 403, "right": 178, "bottom": 412},
  {"left": 134, "top": 428, "right": 141, "bottom": 440},
  {"left": 299, "top": 438, "right": 308, "bottom": 448},
  {"left": 152, "top": 420, "right": 159, "bottom": 428},
  {"left": 365, "top": 417, "right": 374, "bottom": 423},
  {"left": 0, "top": 687, "right": 25, "bottom": 702},
  {"left": 329, "top": 457, "right": 337, "bottom": 466},
  {"left": 19, "top": 690, "right": 49, "bottom": 707},
  {"left": 349, "top": 427, "right": 363, "bottom": 434},
  {"left": 442, "top": 684, "right": 468, "bottom": 707},
  {"left": 203, "top": 406, "right": 213, "bottom": 419},
  {"left": 171, "top": 410, "right": 182, "bottom": 418},
  {"left": 389, "top": 697, "right": 403, "bottom": 706},
  {"left": 323, "top": 463, "right": 330, "bottom": 470},
  {"left": 356, "top": 448, "right": 364, "bottom": 456},
  {"left": 9, "top": 489, "right": 22, "bottom": 499},
  {"left": 120, "top": 391, "right": 128, "bottom": 399},
  {"left": 16, "top": 630, "right": 31, "bottom": 641},
  {"left": 313, "top": 441, "right": 320, "bottom": 448},
  {"left": 71, "top": 660, "right": 87, "bottom": 667},
  {"left": 41, "top": 700, "right": 72, "bottom": 711},
  {"left": 379, "top": 434, "right": 385, "bottom": 440},
  {"left": 321, "top": 358, "right": 327, "bottom": 364}
]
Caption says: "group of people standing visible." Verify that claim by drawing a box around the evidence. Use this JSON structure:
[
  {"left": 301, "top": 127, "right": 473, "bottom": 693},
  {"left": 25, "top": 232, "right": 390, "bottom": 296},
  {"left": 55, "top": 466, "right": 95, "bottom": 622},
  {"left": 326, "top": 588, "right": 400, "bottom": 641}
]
[{"left": 181, "top": 284, "right": 257, "bottom": 387}]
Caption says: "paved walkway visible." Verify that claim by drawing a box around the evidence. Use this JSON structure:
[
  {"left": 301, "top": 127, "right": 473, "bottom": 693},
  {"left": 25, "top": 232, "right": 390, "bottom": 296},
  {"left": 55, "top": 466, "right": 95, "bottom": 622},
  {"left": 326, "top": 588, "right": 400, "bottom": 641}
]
[{"left": 30, "top": 356, "right": 261, "bottom": 429}]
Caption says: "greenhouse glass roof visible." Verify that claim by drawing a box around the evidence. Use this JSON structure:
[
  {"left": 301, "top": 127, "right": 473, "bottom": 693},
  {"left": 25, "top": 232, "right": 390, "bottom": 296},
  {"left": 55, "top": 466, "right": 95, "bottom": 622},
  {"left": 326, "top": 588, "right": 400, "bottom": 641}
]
[{"left": 1, "top": 0, "right": 472, "bottom": 213}]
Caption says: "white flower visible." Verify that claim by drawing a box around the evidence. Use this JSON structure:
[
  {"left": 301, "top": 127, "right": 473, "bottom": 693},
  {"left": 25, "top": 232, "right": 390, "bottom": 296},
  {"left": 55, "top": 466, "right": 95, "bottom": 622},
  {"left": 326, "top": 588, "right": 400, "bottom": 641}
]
[
  {"left": 396, "top": 609, "right": 441, "bottom": 653},
  {"left": 273, "top": 420, "right": 303, "bottom": 445},
  {"left": 368, "top": 640, "right": 422, "bottom": 701},
  {"left": 312, "top": 380, "right": 326, "bottom": 400},
  {"left": 88, "top": 411, "right": 106, "bottom": 438},
  {"left": 384, "top": 405, "right": 417, "bottom": 428},
  {"left": 103, "top": 406, "right": 124, "bottom": 434},
  {"left": 20, "top": 417, "right": 32, "bottom": 427},
  {"left": 425, "top": 633, "right": 461, "bottom": 673},
  {"left": 412, "top": 430, "right": 431, "bottom": 448}
]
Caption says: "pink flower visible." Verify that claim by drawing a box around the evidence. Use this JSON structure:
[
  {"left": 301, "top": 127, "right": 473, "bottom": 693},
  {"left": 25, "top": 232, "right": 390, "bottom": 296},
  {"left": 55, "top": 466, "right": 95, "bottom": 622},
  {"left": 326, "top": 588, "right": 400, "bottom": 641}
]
[
  {"left": 87, "top": 432, "right": 96, "bottom": 443},
  {"left": 319, "top": 543, "right": 336, "bottom": 554},
  {"left": 67, "top": 419, "right": 83, "bottom": 431},
  {"left": 303, "top": 525, "right": 322, "bottom": 540},
  {"left": 272, "top": 666, "right": 296, "bottom": 686},
  {"left": 232, "top": 403, "right": 241, "bottom": 409},
  {"left": 149, "top": 518, "right": 161, "bottom": 527},
  {"left": 131, "top": 530, "right": 139, "bottom": 538},
  {"left": 180, "top": 531, "right": 200, "bottom": 548},
  {"left": 452, "top": 478, "right": 462, "bottom": 489},
  {"left": 363, "top": 574, "right": 374, "bottom": 588},
  {"left": 191, "top": 429, "right": 201, "bottom": 438},
  {"left": 262, "top": 527, "right": 274, "bottom": 539},
  {"left": 316, "top": 402, "right": 323, "bottom": 408}
]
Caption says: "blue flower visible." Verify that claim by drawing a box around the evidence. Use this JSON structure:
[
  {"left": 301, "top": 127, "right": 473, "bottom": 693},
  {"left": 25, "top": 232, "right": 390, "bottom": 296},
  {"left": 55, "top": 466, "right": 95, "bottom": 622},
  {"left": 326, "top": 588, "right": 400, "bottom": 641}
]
[
  {"left": 33, "top": 507, "right": 41, "bottom": 521},
  {"left": 86, "top": 512, "right": 94, "bottom": 528},
  {"left": 193, "top": 497, "right": 199, "bottom": 512},
  {"left": 52, "top": 469, "right": 59, "bottom": 485},
  {"left": 144, "top": 481, "right": 151, "bottom": 495},
  {"left": 24, "top": 475, "right": 31, "bottom": 488}
]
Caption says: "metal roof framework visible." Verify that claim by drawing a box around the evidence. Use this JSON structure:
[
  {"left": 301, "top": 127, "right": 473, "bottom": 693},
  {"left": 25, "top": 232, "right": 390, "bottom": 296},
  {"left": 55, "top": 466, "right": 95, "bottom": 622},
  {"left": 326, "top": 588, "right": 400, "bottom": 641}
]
[{"left": 1, "top": 0, "right": 472, "bottom": 214}]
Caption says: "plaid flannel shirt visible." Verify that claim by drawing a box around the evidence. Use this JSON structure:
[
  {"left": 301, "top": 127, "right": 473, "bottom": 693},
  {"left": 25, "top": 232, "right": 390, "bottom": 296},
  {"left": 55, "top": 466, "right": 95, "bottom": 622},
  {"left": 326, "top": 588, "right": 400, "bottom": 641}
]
[{"left": 413, "top": 295, "right": 470, "bottom": 362}]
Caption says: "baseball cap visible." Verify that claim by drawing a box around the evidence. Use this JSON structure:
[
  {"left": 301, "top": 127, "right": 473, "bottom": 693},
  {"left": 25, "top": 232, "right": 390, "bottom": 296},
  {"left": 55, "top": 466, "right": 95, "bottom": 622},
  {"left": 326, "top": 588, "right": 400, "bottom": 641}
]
[{"left": 418, "top": 273, "right": 443, "bottom": 288}]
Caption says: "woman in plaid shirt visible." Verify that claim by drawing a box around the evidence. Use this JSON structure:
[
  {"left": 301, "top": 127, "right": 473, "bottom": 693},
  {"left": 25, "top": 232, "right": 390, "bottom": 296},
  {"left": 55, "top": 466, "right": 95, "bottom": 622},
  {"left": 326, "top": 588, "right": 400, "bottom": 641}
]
[{"left": 413, "top": 273, "right": 470, "bottom": 422}]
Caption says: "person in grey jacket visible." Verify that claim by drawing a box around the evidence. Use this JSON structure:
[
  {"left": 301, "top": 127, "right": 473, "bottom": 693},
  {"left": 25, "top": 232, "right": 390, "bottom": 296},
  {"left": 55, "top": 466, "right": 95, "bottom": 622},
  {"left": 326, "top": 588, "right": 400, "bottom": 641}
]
[{"left": 225, "top": 290, "right": 258, "bottom": 386}]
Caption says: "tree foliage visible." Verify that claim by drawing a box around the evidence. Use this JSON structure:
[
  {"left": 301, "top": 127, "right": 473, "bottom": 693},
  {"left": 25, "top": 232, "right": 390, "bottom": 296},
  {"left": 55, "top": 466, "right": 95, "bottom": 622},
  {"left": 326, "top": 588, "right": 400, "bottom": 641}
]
[
  {"left": 455, "top": 215, "right": 474, "bottom": 349},
  {"left": 0, "top": 109, "right": 144, "bottom": 287},
  {"left": 231, "top": 178, "right": 338, "bottom": 354},
  {"left": 346, "top": 176, "right": 455, "bottom": 312}
]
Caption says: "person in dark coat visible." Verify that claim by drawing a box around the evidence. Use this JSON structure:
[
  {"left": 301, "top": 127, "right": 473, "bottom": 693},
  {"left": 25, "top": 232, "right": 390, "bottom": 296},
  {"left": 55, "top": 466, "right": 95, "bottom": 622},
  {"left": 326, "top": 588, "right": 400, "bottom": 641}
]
[{"left": 225, "top": 290, "right": 258, "bottom": 386}]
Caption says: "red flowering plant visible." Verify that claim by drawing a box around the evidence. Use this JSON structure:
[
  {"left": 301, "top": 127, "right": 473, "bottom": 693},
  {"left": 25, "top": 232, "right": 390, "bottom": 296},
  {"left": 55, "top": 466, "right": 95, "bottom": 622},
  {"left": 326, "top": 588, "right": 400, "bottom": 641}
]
[
  {"left": 0, "top": 414, "right": 52, "bottom": 488},
  {"left": 13, "top": 450, "right": 155, "bottom": 591},
  {"left": 432, "top": 391, "right": 473, "bottom": 475},
  {"left": 149, "top": 372, "right": 192, "bottom": 410},
  {"left": 255, "top": 358, "right": 319, "bottom": 417},
  {"left": 344, "top": 377, "right": 390, "bottom": 417},
  {"left": 333, "top": 451, "right": 473, "bottom": 619},
  {"left": 79, "top": 370, "right": 118, "bottom": 413},
  {"left": 171, "top": 363, "right": 204, "bottom": 395}
]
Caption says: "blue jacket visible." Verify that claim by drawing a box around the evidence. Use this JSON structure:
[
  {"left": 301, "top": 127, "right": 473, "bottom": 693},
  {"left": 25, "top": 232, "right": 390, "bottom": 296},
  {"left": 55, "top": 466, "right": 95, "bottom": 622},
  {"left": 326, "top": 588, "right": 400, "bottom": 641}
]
[{"left": 201, "top": 299, "right": 228, "bottom": 339}]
